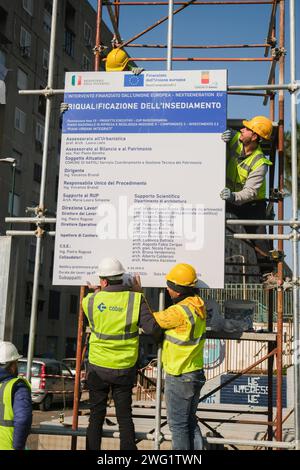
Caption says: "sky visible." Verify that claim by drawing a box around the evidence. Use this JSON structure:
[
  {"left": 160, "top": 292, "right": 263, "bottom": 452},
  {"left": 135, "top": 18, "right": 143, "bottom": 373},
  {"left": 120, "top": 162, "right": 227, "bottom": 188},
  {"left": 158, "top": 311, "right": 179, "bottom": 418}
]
[{"left": 89, "top": 0, "right": 299, "bottom": 269}]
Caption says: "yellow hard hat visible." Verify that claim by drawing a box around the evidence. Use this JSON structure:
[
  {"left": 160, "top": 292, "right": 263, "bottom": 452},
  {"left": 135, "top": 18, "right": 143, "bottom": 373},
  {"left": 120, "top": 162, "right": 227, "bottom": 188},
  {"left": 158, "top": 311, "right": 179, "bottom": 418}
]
[
  {"left": 166, "top": 263, "right": 198, "bottom": 287},
  {"left": 105, "top": 49, "right": 129, "bottom": 72},
  {"left": 242, "top": 115, "right": 273, "bottom": 141}
]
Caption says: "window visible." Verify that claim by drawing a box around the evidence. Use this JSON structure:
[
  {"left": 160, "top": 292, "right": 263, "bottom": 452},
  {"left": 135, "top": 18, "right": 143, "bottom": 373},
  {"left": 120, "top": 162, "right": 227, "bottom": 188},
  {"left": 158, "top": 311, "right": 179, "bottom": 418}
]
[
  {"left": 43, "top": 9, "right": 51, "bottom": 34},
  {"left": 65, "top": 338, "right": 76, "bottom": 358},
  {"left": 64, "top": 29, "right": 75, "bottom": 57},
  {"left": 15, "top": 107, "right": 26, "bottom": 133},
  {"left": 46, "top": 337, "right": 58, "bottom": 360},
  {"left": 0, "top": 50, "right": 6, "bottom": 67},
  {"left": 84, "top": 22, "right": 92, "bottom": 45},
  {"left": 42, "top": 49, "right": 49, "bottom": 70},
  {"left": 33, "top": 163, "right": 42, "bottom": 183},
  {"left": 82, "top": 54, "right": 91, "bottom": 71},
  {"left": 17, "top": 68, "right": 28, "bottom": 90},
  {"left": 48, "top": 290, "right": 60, "bottom": 319},
  {"left": 36, "top": 122, "right": 44, "bottom": 144},
  {"left": 28, "top": 242, "right": 36, "bottom": 273},
  {"left": 22, "top": 0, "right": 33, "bottom": 16},
  {"left": 38, "top": 87, "right": 46, "bottom": 116},
  {"left": 8, "top": 192, "right": 20, "bottom": 217},
  {"left": 20, "top": 27, "right": 31, "bottom": 57},
  {"left": 70, "top": 295, "right": 78, "bottom": 314}
]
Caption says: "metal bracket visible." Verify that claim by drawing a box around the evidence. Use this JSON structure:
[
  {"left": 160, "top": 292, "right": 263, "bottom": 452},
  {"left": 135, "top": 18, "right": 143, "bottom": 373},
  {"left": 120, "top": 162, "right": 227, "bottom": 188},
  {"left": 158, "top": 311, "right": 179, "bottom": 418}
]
[
  {"left": 92, "top": 44, "right": 108, "bottom": 55},
  {"left": 281, "top": 277, "right": 300, "bottom": 291},
  {"left": 269, "top": 188, "right": 285, "bottom": 202},
  {"left": 269, "top": 249, "right": 285, "bottom": 262},
  {"left": 35, "top": 226, "right": 45, "bottom": 238},
  {"left": 271, "top": 46, "right": 286, "bottom": 60}
]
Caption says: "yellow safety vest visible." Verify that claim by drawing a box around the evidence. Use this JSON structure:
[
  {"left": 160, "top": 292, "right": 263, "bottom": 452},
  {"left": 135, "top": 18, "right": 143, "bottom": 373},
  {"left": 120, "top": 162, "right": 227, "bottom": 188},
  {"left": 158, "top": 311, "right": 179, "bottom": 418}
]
[
  {"left": 162, "top": 301, "right": 206, "bottom": 376},
  {"left": 0, "top": 377, "right": 31, "bottom": 450},
  {"left": 82, "top": 291, "right": 142, "bottom": 369},
  {"left": 226, "top": 131, "right": 272, "bottom": 200}
]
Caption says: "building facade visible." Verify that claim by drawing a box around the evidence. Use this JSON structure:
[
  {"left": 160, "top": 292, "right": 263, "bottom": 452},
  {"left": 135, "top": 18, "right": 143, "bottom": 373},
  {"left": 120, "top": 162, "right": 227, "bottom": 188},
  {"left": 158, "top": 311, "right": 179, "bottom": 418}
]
[{"left": 0, "top": 0, "right": 112, "bottom": 358}]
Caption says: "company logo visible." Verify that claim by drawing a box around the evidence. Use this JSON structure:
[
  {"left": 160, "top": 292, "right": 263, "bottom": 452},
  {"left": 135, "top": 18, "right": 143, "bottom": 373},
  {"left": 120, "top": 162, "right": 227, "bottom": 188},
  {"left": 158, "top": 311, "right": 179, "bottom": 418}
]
[
  {"left": 201, "top": 71, "right": 210, "bottom": 84},
  {"left": 71, "top": 75, "right": 83, "bottom": 86},
  {"left": 97, "top": 302, "right": 106, "bottom": 312},
  {"left": 124, "top": 74, "right": 144, "bottom": 87}
]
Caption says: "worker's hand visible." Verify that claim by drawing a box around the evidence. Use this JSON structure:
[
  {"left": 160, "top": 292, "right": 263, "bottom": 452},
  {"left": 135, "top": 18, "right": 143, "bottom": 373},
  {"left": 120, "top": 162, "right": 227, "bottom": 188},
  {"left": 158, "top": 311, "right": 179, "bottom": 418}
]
[
  {"left": 60, "top": 102, "right": 70, "bottom": 115},
  {"left": 131, "top": 274, "right": 143, "bottom": 292},
  {"left": 86, "top": 281, "right": 101, "bottom": 293},
  {"left": 220, "top": 187, "right": 235, "bottom": 202},
  {"left": 131, "top": 67, "right": 144, "bottom": 75},
  {"left": 221, "top": 129, "right": 234, "bottom": 143}
]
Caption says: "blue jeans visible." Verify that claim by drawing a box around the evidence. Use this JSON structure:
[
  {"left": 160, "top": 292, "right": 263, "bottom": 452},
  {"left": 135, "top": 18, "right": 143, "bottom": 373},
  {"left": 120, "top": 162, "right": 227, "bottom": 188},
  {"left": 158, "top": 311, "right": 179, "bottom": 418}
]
[{"left": 165, "top": 369, "right": 206, "bottom": 450}]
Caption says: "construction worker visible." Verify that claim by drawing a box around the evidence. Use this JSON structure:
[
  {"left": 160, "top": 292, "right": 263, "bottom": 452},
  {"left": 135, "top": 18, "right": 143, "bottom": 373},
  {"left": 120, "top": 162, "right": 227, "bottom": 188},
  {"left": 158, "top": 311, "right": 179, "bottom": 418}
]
[
  {"left": 105, "top": 48, "right": 143, "bottom": 74},
  {"left": 82, "top": 257, "right": 162, "bottom": 450},
  {"left": 0, "top": 341, "right": 32, "bottom": 450},
  {"left": 220, "top": 116, "right": 277, "bottom": 285},
  {"left": 151, "top": 263, "right": 206, "bottom": 450}
]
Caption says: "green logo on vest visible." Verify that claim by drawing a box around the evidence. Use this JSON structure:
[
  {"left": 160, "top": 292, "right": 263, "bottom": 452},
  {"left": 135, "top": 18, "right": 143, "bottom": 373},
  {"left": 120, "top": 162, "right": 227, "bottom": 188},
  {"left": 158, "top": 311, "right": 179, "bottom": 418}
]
[{"left": 97, "top": 302, "right": 106, "bottom": 312}]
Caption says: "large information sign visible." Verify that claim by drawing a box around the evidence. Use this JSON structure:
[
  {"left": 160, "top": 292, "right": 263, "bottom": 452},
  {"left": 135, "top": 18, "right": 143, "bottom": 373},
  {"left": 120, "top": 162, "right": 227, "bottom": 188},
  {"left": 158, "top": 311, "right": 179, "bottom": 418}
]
[{"left": 53, "top": 70, "right": 227, "bottom": 287}]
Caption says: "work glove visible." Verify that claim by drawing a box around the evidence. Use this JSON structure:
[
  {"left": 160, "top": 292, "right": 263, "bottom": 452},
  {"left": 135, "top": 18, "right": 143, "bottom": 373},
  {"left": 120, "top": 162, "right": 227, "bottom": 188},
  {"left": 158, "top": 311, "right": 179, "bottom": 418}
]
[
  {"left": 220, "top": 187, "right": 235, "bottom": 202},
  {"left": 60, "top": 102, "right": 70, "bottom": 115},
  {"left": 131, "top": 67, "right": 144, "bottom": 75},
  {"left": 221, "top": 129, "right": 234, "bottom": 143}
]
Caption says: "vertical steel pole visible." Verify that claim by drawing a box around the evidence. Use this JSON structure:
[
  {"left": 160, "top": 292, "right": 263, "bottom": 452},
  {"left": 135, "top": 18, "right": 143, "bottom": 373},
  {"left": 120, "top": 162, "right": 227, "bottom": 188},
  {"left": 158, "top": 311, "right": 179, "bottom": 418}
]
[
  {"left": 275, "top": 0, "right": 285, "bottom": 443},
  {"left": 71, "top": 286, "right": 86, "bottom": 450},
  {"left": 154, "top": 289, "right": 165, "bottom": 449},
  {"left": 289, "top": 0, "right": 300, "bottom": 450},
  {"left": 26, "top": 0, "right": 58, "bottom": 381},
  {"left": 9, "top": 162, "right": 16, "bottom": 230},
  {"left": 154, "top": 0, "right": 174, "bottom": 450}
]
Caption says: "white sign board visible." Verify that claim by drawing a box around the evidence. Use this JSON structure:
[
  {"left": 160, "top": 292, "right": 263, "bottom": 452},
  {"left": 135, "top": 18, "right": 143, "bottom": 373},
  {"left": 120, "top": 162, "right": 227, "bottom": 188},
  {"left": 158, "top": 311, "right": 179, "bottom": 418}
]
[{"left": 53, "top": 70, "right": 227, "bottom": 288}]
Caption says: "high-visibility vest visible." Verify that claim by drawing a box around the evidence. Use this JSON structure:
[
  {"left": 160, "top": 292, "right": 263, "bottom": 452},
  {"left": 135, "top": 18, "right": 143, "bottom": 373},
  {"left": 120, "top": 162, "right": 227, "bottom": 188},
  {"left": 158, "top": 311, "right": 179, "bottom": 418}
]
[
  {"left": 226, "top": 131, "right": 272, "bottom": 200},
  {"left": 0, "top": 377, "right": 31, "bottom": 450},
  {"left": 82, "top": 291, "right": 142, "bottom": 369},
  {"left": 162, "top": 301, "right": 206, "bottom": 376}
]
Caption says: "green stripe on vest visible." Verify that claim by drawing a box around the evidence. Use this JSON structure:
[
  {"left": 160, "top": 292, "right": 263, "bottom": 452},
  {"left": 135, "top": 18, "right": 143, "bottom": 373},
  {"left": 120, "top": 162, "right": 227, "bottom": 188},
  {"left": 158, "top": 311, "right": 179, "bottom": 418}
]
[{"left": 82, "top": 290, "right": 142, "bottom": 369}]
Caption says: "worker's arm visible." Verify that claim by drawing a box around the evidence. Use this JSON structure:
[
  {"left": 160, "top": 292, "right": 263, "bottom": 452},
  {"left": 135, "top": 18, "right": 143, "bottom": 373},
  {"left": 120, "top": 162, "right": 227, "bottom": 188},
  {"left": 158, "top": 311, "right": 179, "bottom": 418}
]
[
  {"left": 12, "top": 384, "right": 32, "bottom": 450},
  {"left": 153, "top": 305, "right": 186, "bottom": 330},
  {"left": 233, "top": 164, "right": 268, "bottom": 205},
  {"left": 139, "top": 298, "right": 163, "bottom": 343}
]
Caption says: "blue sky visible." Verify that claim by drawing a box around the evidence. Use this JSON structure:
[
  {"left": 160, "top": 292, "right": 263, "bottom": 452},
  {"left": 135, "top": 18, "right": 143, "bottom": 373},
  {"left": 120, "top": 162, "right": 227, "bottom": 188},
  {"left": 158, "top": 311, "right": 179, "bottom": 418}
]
[{"left": 89, "top": 0, "right": 299, "bottom": 268}]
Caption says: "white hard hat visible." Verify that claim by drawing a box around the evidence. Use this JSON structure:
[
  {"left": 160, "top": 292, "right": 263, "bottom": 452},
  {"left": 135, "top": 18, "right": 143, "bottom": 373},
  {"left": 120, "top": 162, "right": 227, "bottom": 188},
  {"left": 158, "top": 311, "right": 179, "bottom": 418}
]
[
  {"left": 97, "top": 257, "right": 125, "bottom": 278},
  {"left": 0, "top": 341, "right": 23, "bottom": 365}
]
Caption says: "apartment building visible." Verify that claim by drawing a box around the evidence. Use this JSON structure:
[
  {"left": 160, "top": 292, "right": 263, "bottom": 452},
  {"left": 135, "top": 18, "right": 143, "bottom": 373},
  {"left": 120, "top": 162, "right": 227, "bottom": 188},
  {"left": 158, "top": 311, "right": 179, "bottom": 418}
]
[{"left": 0, "top": 0, "right": 112, "bottom": 358}]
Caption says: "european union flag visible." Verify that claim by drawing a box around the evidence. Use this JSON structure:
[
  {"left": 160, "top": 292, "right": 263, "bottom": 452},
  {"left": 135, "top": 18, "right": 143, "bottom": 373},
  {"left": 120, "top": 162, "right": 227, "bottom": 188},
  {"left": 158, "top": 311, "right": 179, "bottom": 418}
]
[{"left": 124, "top": 74, "right": 144, "bottom": 87}]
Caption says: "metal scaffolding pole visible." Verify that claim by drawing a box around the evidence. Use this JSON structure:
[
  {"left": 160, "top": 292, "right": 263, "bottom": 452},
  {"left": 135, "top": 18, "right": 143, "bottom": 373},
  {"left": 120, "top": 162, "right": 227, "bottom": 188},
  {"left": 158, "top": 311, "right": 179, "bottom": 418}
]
[
  {"left": 289, "top": 0, "right": 300, "bottom": 450},
  {"left": 25, "top": 0, "right": 58, "bottom": 381}
]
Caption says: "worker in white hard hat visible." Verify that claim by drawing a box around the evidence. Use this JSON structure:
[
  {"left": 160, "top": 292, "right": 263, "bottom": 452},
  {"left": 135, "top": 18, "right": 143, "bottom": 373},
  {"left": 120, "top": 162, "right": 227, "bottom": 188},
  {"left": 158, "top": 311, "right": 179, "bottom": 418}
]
[
  {"left": 0, "top": 341, "right": 32, "bottom": 450},
  {"left": 220, "top": 116, "right": 277, "bottom": 288},
  {"left": 82, "top": 257, "right": 162, "bottom": 451}
]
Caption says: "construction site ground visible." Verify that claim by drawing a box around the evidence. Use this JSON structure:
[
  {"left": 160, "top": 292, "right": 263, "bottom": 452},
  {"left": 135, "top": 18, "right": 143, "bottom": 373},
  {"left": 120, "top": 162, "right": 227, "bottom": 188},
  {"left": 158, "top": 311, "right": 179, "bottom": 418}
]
[{"left": 27, "top": 392, "right": 294, "bottom": 451}]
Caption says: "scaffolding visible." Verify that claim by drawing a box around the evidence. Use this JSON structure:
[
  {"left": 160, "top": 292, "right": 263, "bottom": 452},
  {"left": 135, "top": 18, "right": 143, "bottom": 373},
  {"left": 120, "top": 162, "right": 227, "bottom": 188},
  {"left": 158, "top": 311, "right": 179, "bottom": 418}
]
[{"left": 5, "top": 0, "right": 299, "bottom": 450}]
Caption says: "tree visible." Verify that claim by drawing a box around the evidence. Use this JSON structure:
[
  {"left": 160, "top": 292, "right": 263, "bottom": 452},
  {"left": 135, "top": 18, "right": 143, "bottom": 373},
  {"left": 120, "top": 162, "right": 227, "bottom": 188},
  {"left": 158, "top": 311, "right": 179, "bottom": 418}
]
[{"left": 284, "top": 122, "right": 300, "bottom": 205}]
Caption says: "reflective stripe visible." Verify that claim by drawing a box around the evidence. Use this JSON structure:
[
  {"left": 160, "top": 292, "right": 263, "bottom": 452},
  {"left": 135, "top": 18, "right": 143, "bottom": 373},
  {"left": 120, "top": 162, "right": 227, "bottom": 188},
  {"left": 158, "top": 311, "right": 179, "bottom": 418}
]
[
  {"left": 0, "top": 419, "right": 14, "bottom": 427},
  {"left": 87, "top": 292, "right": 138, "bottom": 340},
  {"left": 165, "top": 305, "right": 206, "bottom": 346},
  {"left": 125, "top": 292, "right": 135, "bottom": 334},
  {"left": 164, "top": 333, "right": 206, "bottom": 346}
]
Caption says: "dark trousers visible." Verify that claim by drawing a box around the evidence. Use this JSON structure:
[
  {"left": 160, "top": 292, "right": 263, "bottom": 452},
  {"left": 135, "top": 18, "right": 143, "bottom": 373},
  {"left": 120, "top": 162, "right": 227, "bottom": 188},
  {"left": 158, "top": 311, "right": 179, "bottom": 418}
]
[
  {"left": 226, "top": 200, "right": 274, "bottom": 274},
  {"left": 86, "top": 367, "right": 137, "bottom": 450}
]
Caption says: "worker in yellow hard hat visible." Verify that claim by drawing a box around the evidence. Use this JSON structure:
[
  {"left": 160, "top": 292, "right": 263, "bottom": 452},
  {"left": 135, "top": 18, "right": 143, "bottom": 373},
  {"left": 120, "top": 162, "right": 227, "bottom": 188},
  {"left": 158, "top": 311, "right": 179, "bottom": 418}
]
[
  {"left": 105, "top": 48, "right": 143, "bottom": 75},
  {"left": 150, "top": 263, "right": 206, "bottom": 450},
  {"left": 220, "top": 116, "right": 277, "bottom": 287}
]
